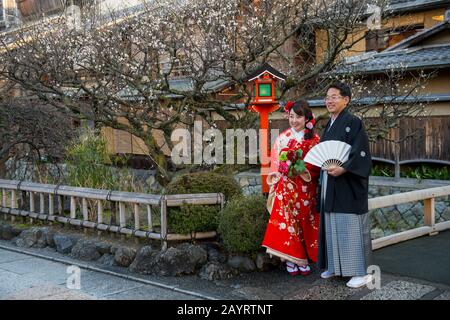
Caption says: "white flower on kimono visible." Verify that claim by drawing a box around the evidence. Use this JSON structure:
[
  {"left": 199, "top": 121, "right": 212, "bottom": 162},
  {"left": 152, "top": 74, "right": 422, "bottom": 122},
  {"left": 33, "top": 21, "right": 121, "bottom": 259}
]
[
  {"left": 302, "top": 186, "right": 308, "bottom": 193},
  {"left": 277, "top": 194, "right": 283, "bottom": 200},
  {"left": 303, "top": 200, "right": 309, "bottom": 206},
  {"left": 287, "top": 183, "right": 294, "bottom": 190},
  {"left": 288, "top": 226, "right": 295, "bottom": 234},
  {"left": 279, "top": 222, "right": 286, "bottom": 230},
  {"left": 296, "top": 202, "right": 301, "bottom": 209}
]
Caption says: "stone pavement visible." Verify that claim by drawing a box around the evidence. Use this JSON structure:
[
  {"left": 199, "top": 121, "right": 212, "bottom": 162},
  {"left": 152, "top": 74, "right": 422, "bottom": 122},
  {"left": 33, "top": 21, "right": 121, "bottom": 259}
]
[
  {"left": 0, "top": 247, "right": 201, "bottom": 300},
  {"left": 0, "top": 240, "right": 449, "bottom": 300},
  {"left": 373, "top": 230, "right": 450, "bottom": 286}
]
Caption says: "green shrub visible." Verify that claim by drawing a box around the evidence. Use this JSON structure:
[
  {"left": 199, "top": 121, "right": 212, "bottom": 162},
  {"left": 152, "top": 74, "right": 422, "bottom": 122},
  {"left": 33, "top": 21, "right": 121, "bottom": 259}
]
[
  {"left": 165, "top": 171, "right": 241, "bottom": 199},
  {"left": 371, "top": 163, "right": 449, "bottom": 180},
  {"left": 218, "top": 195, "right": 269, "bottom": 254},
  {"left": 167, "top": 204, "right": 219, "bottom": 235},
  {"left": 66, "top": 129, "right": 117, "bottom": 189},
  {"left": 371, "top": 164, "right": 394, "bottom": 178},
  {"left": 403, "top": 165, "right": 449, "bottom": 181},
  {"left": 65, "top": 129, "right": 147, "bottom": 192},
  {"left": 165, "top": 172, "right": 242, "bottom": 235}
]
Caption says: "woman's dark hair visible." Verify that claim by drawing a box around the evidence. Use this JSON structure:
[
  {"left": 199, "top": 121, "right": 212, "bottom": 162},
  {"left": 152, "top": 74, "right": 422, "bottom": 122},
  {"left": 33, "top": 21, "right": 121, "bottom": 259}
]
[
  {"left": 291, "top": 99, "right": 314, "bottom": 140},
  {"left": 327, "top": 81, "right": 352, "bottom": 101}
]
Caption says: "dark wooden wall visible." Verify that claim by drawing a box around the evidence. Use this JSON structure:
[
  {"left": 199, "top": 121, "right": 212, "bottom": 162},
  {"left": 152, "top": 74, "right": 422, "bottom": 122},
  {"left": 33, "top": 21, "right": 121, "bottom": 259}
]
[
  {"left": 17, "top": 0, "right": 64, "bottom": 18},
  {"left": 266, "top": 116, "right": 450, "bottom": 164},
  {"left": 369, "top": 116, "right": 450, "bottom": 163}
]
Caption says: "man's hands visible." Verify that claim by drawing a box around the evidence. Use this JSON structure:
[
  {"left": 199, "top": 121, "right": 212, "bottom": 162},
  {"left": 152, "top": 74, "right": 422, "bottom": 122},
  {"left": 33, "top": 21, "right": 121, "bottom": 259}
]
[{"left": 326, "top": 166, "right": 346, "bottom": 177}]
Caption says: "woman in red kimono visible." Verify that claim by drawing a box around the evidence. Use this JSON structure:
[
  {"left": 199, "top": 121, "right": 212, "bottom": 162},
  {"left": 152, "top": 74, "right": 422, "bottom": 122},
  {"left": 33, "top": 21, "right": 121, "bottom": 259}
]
[{"left": 262, "top": 100, "right": 320, "bottom": 276}]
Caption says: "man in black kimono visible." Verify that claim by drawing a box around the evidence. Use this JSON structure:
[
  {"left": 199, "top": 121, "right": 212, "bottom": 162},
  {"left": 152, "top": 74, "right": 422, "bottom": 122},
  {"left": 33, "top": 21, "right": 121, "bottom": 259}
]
[{"left": 317, "top": 82, "right": 374, "bottom": 289}]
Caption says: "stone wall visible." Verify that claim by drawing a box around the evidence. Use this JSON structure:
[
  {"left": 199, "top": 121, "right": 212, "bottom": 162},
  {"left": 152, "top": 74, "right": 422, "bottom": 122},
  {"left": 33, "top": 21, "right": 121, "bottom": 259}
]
[
  {"left": 5, "top": 160, "right": 162, "bottom": 193},
  {"left": 368, "top": 176, "right": 450, "bottom": 239},
  {"left": 234, "top": 171, "right": 262, "bottom": 195},
  {"left": 234, "top": 170, "right": 449, "bottom": 197}
]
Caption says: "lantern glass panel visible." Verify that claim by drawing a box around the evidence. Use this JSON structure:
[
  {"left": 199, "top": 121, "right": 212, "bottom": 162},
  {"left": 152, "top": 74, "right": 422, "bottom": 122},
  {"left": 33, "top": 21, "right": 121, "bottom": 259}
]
[{"left": 258, "top": 83, "right": 272, "bottom": 97}]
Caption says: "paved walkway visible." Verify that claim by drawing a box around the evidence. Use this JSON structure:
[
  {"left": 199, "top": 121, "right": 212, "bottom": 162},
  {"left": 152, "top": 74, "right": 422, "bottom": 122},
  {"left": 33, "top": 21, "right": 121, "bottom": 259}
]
[
  {"left": 373, "top": 230, "right": 450, "bottom": 286},
  {"left": 1, "top": 238, "right": 449, "bottom": 300},
  {"left": 0, "top": 247, "right": 200, "bottom": 300}
]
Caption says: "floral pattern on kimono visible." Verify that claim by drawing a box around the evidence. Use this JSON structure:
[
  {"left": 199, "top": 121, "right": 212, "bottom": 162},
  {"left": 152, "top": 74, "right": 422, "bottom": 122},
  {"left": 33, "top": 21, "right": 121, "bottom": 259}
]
[{"left": 262, "top": 129, "right": 321, "bottom": 266}]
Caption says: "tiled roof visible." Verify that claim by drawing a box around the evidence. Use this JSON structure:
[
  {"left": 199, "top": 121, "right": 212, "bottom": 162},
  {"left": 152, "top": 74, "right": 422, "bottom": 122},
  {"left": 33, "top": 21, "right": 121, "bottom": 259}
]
[
  {"left": 386, "top": 0, "right": 450, "bottom": 13},
  {"left": 306, "top": 93, "right": 450, "bottom": 107},
  {"left": 244, "top": 63, "right": 287, "bottom": 82},
  {"left": 332, "top": 43, "right": 450, "bottom": 74},
  {"left": 117, "top": 76, "right": 232, "bottom": 100}
]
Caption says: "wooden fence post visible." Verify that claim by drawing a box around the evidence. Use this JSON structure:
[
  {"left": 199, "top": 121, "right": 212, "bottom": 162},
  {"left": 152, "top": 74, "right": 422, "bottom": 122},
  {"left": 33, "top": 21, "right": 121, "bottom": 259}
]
[
  {"left": 97, "top": 200, "right": 103, "bottom": 236},
  {"left": 40, "top": 193, "right": 45, "bottom": 214},
  {"left": 2, "top": 189, "right": 7, "bottom": 220},
  {"left": 160, "top": 196, "right": 168, "bottom": 251},
  {"left": 30, "top": 191, "right": 35, "bottom": 224},
  {"left": 11, "top": 190, "right": 17, "bottom": 222},
  {"left": 82, "top": 198, "right": 88, "bottom": 221},
  {"left": 49, "top": 194, "right": 54, "bottom": 216},
  {"left": 70, "top": 196, "right": 77, "bottom": 219},
  {"left": 134, "top": 203, "right": 140, "bottom": 230},
  {"left": 119, "top": 202, "right": 126, "bottom": 228},
  {"left": 424, "top": 197, "right": 437, "bottom": 235},
  {"left": 2, "top": 189, "right": 6, "bottom": 207},
  {"left": 147, "top": 205, "right": 153, "bottom": 232}
]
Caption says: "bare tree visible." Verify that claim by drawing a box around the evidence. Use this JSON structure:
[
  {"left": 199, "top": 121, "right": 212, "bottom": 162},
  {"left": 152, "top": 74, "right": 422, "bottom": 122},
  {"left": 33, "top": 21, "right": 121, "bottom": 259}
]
[
  {"left": 328, "top": 63, "right": 433, "bottom": 180},
  {"left": 0, "top": 92, "right": 75, "bottom": 180},
  {"left": 3, "top": 0, "right": 425, "bottom": 183}
]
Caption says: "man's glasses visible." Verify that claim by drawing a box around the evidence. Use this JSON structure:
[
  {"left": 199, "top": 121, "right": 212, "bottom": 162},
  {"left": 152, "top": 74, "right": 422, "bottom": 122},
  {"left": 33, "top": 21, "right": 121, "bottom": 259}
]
[{"left": 325, "top": 95, "right": 343, "bottom": 101}]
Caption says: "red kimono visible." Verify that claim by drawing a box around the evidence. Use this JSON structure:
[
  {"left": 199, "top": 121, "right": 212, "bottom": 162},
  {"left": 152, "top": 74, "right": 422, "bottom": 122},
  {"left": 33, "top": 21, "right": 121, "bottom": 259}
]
[{"left": 262, "top": 129, "right": 320, "bottom": 266}]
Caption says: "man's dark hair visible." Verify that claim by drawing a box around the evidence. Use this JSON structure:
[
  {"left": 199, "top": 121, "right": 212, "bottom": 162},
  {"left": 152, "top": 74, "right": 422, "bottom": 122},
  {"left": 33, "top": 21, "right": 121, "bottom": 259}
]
[{"left": 327, "top": 82, "right": 352, "bottom": 101}]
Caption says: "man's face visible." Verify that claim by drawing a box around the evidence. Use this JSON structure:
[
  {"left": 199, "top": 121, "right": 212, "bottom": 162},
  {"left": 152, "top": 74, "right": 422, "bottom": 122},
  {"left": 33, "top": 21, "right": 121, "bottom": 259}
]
[{"left": 325, "top": 88, "right": 349, "bottom": 116}]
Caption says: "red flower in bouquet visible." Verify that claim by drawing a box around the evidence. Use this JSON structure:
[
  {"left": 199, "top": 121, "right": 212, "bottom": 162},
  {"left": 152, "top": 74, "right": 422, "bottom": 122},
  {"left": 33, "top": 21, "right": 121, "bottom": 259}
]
[
  {"left": 286, "top": 149, "right": 297, "bottom": 162},
  {"left": 278, "top": 161, "right": 289, "bottom": 175},
  {"left": 278, "top": 147, "right": 306, "bottom": 177}
]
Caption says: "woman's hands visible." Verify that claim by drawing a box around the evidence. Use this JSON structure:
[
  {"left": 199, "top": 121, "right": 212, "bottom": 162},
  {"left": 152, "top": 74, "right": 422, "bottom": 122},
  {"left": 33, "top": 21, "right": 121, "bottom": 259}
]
[
  {"left": 299, "top": 169, "right": 311, "bottom": 182},
  {"left": 268, "top": 169, "right": 312, "bottom": 183},
  {"left": 267, "top": 172, "right": 282, "bottom": 185}
]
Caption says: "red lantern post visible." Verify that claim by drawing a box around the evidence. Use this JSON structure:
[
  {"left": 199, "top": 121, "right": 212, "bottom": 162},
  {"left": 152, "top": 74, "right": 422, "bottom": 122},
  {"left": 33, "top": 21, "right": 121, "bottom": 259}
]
[{"left": 247, "top": 64, "right": 286, "bottom": 193}]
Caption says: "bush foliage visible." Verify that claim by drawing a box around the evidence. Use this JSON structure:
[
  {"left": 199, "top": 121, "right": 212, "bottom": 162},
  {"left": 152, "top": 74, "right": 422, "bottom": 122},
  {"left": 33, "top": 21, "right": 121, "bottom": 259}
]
[
  {"left": 65, "top": 129, "right": 146, "bottom": 192},
  {"left": 165, "top": 171, "right": 242, "bottom": 235},
  {"left": 218, "top": 195, "right": 269, "bottom": 254}
]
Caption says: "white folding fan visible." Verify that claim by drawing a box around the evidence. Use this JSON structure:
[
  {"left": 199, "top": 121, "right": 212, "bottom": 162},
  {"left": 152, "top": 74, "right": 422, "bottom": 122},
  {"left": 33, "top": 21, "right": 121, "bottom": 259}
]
[{"left": 304, "top": 140, "right": 352, "bottom": 169}]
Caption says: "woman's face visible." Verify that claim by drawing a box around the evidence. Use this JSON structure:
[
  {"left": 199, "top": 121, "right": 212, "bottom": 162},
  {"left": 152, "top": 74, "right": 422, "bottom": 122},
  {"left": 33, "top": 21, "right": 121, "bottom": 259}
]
[{"left": 289, "top": 109, "right": 306, "bottom": 132}]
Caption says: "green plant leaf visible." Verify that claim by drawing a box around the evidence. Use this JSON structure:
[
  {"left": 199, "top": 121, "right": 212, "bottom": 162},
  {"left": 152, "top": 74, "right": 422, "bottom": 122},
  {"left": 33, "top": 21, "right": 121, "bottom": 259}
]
[{"left": 279, "top": 151, "right": 288, "bottom": 161}]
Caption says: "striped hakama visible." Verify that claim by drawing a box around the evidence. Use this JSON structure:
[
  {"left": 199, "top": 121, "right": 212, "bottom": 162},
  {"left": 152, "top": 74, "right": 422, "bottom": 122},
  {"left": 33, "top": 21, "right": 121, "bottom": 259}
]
[
  {"left": 324, "top": 211, "right": 373, "bottom": 276},
  {"left": 321, "top": 172, "right": 373, "bottom": 277}
]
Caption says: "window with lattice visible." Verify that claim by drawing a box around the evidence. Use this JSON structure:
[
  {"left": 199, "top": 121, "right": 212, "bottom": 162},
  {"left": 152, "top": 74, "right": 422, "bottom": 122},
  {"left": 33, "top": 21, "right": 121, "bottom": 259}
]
[{"left": 365, "top": 24, "right": 424, "bottom": 52}]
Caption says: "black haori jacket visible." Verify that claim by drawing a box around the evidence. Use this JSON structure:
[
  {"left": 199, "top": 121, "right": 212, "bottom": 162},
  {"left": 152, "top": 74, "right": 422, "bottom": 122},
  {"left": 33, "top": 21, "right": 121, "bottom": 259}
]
[{"left": 318, "top": 108, "right": 372, "bottom": 215}]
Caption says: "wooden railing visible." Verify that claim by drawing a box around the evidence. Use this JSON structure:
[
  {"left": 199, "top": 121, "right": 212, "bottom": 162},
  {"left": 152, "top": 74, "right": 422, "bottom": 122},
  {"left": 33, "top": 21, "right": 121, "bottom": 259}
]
[
  {"left": 0, "top": 179, "right": 224, "bottom": 250},
  {"left": 1, "top": 179, "right": 448, "bottom": 251},
  {"left": 369, "top": 185, "right": 450, "bottom": 250}
]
